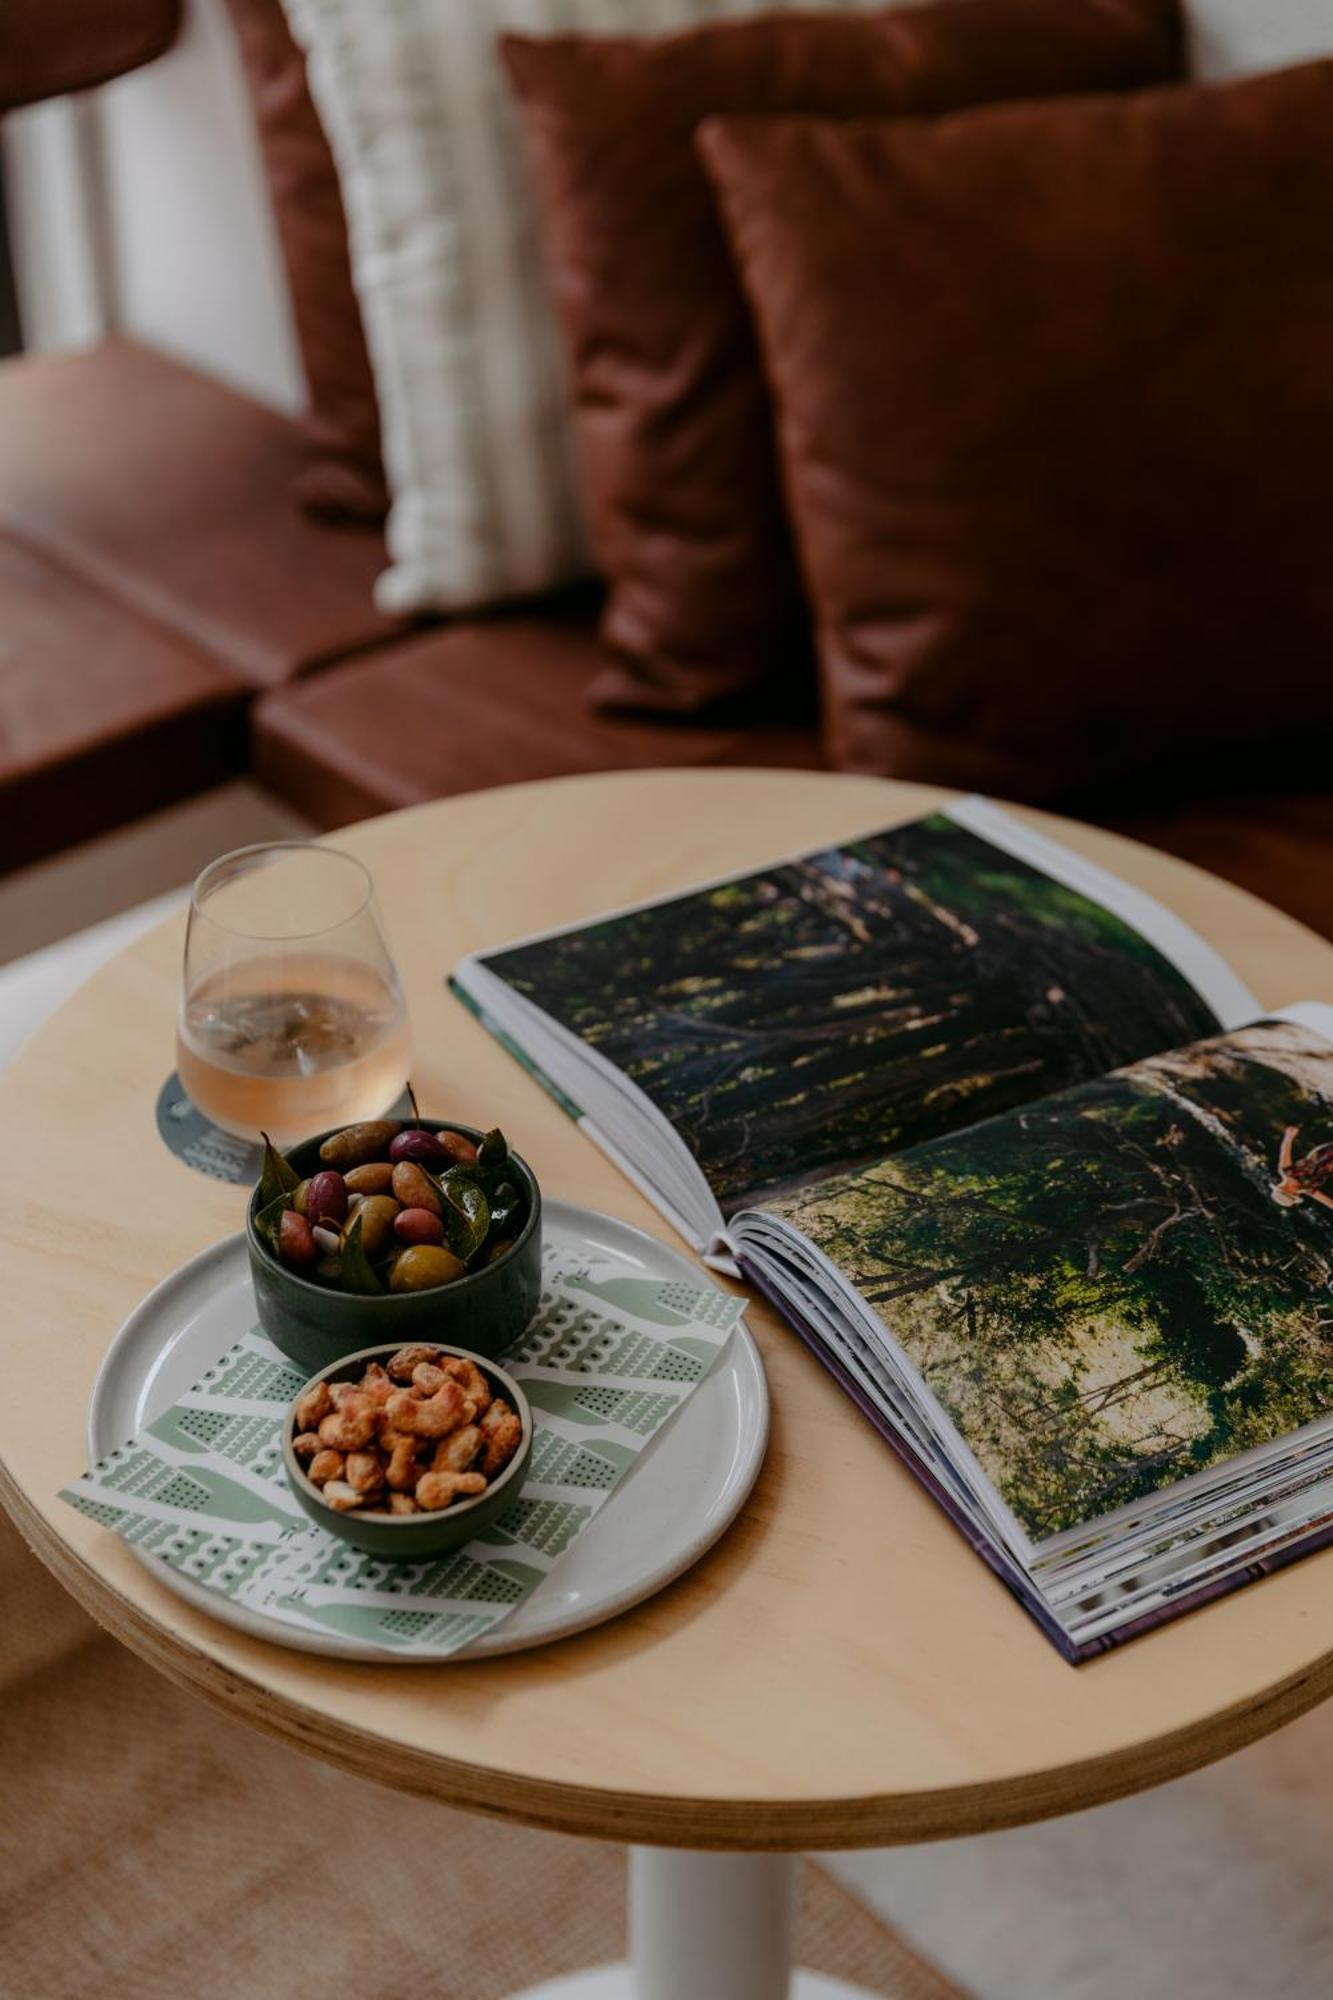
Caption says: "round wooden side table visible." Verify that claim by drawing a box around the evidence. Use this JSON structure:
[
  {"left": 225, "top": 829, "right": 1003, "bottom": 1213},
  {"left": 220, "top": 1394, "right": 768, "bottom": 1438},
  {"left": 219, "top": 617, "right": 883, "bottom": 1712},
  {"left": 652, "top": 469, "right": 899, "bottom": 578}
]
[{"left": 3, "top": 770, "right": 1333, "bottom": 2000}]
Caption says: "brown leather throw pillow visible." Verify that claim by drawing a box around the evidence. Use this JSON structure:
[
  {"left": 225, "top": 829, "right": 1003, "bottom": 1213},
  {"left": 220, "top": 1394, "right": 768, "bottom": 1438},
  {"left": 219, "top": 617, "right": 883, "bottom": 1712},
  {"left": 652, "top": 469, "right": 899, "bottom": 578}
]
[
  {"left": 697, "top": 61, "right": 1333, "bottom": 798},
  {"left": 223, "top": 0, "right": 388, "bottom": 524},
  {"left": 501, "top": 0, "right": 1184, "bottom": 718}
]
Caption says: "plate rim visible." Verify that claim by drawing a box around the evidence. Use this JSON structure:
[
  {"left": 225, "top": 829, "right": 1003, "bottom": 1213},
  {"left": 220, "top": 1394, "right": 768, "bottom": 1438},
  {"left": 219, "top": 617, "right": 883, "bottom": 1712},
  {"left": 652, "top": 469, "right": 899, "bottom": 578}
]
[{"left": 85, "top": 1200, "right": 769, "bottom": 1665}]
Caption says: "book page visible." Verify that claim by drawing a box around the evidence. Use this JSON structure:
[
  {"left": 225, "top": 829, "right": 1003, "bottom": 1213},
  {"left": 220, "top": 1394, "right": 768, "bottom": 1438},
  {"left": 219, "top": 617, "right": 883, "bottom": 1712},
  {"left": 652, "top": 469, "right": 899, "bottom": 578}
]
[
  {"left": 755, "top": 1016, "right": 1333, "bottom": 1546},
  {"left": 474, "top": 803, "right": 1250, "bottom": 1219}
]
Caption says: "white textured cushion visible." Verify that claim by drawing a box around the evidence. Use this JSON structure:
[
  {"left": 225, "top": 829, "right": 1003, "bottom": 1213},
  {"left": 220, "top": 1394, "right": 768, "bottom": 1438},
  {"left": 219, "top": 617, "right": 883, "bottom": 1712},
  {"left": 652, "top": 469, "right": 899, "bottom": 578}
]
[{"left": 280, "top": 0, "right": 887, "bottom": 617}]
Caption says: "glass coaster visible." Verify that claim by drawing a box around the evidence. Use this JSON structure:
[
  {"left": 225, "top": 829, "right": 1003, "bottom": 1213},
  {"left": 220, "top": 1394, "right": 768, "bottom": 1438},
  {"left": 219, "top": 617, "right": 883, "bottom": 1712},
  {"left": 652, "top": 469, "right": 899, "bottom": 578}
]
[{"left": 155, "top": 1075, "right": 414, "bottom": 1185}]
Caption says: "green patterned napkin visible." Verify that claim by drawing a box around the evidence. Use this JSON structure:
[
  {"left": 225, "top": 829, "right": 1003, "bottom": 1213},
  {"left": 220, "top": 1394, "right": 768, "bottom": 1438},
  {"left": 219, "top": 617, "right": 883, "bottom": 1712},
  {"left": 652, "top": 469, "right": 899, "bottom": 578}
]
[{"left": 62, "top": 1244, "right": 746, "bottom": 1657}]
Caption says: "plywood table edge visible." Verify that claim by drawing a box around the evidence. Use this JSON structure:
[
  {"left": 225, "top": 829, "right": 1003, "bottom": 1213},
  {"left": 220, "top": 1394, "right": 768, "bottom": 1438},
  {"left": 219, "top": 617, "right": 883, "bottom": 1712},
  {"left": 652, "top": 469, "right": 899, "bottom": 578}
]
[{"left": 9, "top": 1446, "right": 1333, "bottom": 1850}]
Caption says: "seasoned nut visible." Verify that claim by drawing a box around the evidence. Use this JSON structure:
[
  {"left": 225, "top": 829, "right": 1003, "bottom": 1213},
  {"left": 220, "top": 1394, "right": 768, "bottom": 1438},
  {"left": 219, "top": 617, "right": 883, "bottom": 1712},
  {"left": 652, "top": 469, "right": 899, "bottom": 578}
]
[
  {"left": 318, "top": 1394, "right": 376, "bottom": 1451},
  {"left": 411, "top": 1362, "right": 448, "bottom": 1395},
  {"left": 387, "top": 1493, "right": 420, "bottom": 1516},
  {"left": 322, "top": 1480, "right": 365, "bottom": 1512},
  {"left": 291, "top": 1431, "right": 322, "bottom": 1458},
  {"left": 308, "top": 1448, "right": 344, "bottom": 1485},
  {"left": 415, "top": 1470, "right": 487, "bottom": 1512},
  {"left": 431, "top": 1425, "right": 482, "bottom": 1474},
  {"left": 385, "top": 1381, "right": 468, "bottom": 1438},
  {"left": 358, "top": 1361, "right": 395, "bottom": 1406},
  {"left": 479, "top": 1398, "right": 523, "bottom": 1479},
  {"left": 345, "top": 1451, "right": 385, "bottom": 1495},
  {"left": 387, "top": 1344, "right": 442, "bottom": 1383},
  {"left": 441, "top": 1356, "right": 492, "bottom": 1414},
  {"left": 294, "top": 1380, "right": 333, "bottom": 1432},
  {"left": 384, "top": 1436, "right": 421, "bottom": 1492}
]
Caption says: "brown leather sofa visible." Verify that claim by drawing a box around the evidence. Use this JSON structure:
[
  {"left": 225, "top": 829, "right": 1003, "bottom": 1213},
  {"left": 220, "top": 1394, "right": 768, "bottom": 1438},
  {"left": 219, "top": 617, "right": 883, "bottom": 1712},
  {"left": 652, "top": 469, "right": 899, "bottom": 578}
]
[
  {"left": 2, "top": 10, "right": 1330, "bottom": 942},
  {"left": 4, "top": 329, "right": 1333, "bottom": 943}
]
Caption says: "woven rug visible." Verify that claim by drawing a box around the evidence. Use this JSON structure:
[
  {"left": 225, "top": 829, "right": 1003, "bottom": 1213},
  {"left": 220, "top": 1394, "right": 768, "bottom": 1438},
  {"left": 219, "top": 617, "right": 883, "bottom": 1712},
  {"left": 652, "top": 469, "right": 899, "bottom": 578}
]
[{"left": 0, "top": 1514, "right": 962, "bottom": 1999}]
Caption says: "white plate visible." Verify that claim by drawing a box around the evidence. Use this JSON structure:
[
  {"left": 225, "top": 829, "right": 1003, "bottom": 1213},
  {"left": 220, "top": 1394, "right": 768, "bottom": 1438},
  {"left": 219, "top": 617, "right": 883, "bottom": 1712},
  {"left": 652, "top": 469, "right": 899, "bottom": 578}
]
[{"left": 86, "top": 1201, "right": 768, "bottom": 1663}]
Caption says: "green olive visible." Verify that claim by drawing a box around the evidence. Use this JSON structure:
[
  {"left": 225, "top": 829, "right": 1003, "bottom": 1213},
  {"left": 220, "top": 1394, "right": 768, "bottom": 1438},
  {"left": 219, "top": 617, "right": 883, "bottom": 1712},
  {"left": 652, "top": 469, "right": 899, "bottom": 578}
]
[
  {"left": 292, "top": 1178, "right": 312, "bottom": 1216},
  {"left": 345, "top": 1161, "right": 395, "bottom": 1196},
  {"left": 354, "top": 1194, "right": 401, "bottom": 1259},
  {"left": 388, "top": 1245, "right": 467, "bottom": 1293},
  {"left": 319, "top": 1120, "right": 402, "bottom": 1169}
]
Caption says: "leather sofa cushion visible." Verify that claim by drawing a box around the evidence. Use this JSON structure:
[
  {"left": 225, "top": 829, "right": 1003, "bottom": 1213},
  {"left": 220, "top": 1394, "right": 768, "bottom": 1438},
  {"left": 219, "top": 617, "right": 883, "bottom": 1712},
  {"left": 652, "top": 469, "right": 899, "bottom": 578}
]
[
  {"left": 502, "top": 0, "right": 1183, "bottom": 718},
  {"left": 252, "top": 596, "right": 823, "bottom": 828},
  {"left": 0, "top": 0, "right": 180, "bottom": 112},
  {"left": 222, "top": 0, "right": 387, "bottom": 523},
  {"left": 698, "top": 60, "right": 1333, "bottom": 797},
  {"left": 0, "top": 534, "right": 246, "bottom": 873},
  {"left": 0, "top": 340, "right": 401, "bottom": 687}
]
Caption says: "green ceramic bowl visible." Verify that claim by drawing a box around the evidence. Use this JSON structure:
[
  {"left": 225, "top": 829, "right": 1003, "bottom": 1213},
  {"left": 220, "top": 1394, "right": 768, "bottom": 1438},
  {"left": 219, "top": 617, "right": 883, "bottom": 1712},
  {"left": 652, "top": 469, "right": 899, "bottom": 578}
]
[
  {"left": 282, "top": 1342, "right": 533, "bottom": 1560},
  {"left": 246, "top": 1118, "right": 542, "bottom": 1376}
]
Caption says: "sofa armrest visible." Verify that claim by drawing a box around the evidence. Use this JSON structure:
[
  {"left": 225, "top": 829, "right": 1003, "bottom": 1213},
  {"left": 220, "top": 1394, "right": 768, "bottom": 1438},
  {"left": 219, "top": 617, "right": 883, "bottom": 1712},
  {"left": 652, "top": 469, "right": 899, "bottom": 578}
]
[{"left": 0, "top": 0, "right": 181, "bottom": 115}]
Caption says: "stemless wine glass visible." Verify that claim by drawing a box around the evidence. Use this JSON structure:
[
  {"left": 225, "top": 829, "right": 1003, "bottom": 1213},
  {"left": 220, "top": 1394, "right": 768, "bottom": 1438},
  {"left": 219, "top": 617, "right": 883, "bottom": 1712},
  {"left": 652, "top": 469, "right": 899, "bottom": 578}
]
[{"left": 176, "top": 843, "right": 412, "bottom": 1146}]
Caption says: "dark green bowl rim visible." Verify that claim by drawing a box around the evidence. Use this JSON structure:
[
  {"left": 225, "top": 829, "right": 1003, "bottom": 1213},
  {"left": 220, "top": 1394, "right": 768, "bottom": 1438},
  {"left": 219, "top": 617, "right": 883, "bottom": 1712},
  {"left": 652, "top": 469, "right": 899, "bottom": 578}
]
[
  {"left": 246, "top": 1117, "right": 541, "bottom": 1304},
  {"left": 282, "top": 1340, "right": 534, "bottom": 1529}
]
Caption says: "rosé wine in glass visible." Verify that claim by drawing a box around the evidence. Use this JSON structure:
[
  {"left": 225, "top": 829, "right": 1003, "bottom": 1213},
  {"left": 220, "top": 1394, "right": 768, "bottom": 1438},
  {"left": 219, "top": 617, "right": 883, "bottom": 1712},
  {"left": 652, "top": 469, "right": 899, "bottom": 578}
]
[{"left": 176, "top": 844, "right": 411, "bottom": 1147}]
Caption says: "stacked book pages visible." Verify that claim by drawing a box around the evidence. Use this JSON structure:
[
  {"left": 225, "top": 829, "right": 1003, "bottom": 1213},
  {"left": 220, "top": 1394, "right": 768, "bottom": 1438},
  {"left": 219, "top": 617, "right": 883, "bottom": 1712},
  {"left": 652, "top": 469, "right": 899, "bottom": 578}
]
[{"left": 453, "top": 798, "right": 1333, "bottom": 1660}]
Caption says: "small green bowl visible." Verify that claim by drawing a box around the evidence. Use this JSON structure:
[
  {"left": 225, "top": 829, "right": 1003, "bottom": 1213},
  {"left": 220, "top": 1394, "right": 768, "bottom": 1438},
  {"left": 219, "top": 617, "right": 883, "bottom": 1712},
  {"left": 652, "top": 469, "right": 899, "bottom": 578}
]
[
  {"left": 246, "top": 1118, "right": 542, "bottom": 1377},
  {"left": 282, "top": 1342, "right": 534, "bottom": 1560}
]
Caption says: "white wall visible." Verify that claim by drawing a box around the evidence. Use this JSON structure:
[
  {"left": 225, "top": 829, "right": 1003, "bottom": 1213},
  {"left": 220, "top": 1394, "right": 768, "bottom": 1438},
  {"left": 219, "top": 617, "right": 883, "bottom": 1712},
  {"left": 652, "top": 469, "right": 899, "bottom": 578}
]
[
  {"left": 1189, "top": 0, "right": 1333, "bottom": 75},
  {"left": 3, "top": 0, "right": 1332, "bottom": 412}
]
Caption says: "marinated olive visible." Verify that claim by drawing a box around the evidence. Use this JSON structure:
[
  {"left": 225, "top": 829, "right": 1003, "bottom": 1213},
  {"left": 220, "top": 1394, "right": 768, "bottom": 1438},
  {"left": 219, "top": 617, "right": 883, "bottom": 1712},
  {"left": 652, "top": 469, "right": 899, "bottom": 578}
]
[
  {"left": 388, "top": 1128, "right": 449, "bottom": 1166},
  {"left": 391, "top": 1161, "right": 443, "bottom": 1216},
  {"left": 279, "top": 1209, "right": 317, "bottom": 1272},
  {"left": 394, "top": 1206, "right": 445, "bottom": 1247},
  {"left": 354, "top": 1194, "right": 401, "bottom": 1259},
  {"left": 388, "top": 1245, "right": 467, "bottom": 1293},
  {"left": 304, "top": 1169, "right": 348, "bottom": 1225},
  {"left": 437, "top": 1129, "right": 480, "bottom": 1166},
  {"left": 319, "top": 1120, "right": 402, "bottom": 1169},
  {"left": 258, "top": 1118, "right": 521, "bottom": 1297}
]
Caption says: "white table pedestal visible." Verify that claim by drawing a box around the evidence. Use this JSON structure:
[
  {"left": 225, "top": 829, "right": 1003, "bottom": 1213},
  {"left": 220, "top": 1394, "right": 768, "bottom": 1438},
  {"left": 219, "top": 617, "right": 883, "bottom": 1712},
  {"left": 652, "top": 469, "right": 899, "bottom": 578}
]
[{"left": 512, "top": 1850, "right": 876, "bottom": 2000}]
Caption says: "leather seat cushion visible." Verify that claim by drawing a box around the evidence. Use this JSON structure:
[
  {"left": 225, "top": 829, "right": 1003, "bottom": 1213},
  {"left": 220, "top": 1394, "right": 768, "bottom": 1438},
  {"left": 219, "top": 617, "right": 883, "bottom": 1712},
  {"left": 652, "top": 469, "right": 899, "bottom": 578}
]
[
  {"left": 252, "top": 596, "right": 824, "bottom": 827},
  {"left": 0, "top": 535, "right": 246, "bottom": 873},
  {"left": 1102, "top": 794, "right": 1333, "bottom": 947},
  {"left": 0, "top": 339, "right": 402, "bottom": 688}
]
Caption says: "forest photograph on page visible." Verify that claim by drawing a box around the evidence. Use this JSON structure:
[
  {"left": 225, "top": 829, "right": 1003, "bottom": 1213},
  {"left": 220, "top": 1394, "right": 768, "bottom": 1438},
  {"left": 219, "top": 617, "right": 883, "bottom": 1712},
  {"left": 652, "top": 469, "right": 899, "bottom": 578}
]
[
  {"left": 482, "top": 813, "right": 1221, "bottom": 1211},
  {"left": 765, "top": 1020, "right": 1333, "bottom": 1541}
]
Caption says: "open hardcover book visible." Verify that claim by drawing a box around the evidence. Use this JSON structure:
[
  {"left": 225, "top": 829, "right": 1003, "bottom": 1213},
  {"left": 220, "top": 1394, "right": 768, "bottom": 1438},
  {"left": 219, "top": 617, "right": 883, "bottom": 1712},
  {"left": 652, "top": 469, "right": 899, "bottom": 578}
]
[{"left": 452, "top": 798, "right": 1333, "bottom": 1661}]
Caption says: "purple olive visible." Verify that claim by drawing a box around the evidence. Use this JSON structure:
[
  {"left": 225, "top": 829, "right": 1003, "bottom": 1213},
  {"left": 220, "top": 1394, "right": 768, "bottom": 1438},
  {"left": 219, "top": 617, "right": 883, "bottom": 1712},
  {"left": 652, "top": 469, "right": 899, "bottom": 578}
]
[
  {"left": 304, "top": 1169, "right": 348, "bottom": 1225},
  {"left": 394, "top": 1206, "right": 445, "bottom": 1247},
  {"left": 388, "top": 1127, "right": 449, "bottom": 1166}
]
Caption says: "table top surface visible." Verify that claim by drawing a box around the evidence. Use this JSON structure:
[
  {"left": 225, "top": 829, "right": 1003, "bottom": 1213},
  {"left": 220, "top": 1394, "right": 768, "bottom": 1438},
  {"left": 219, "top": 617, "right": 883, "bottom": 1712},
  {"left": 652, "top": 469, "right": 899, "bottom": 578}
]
[{"left": 5, "top": 769, "right": 1333, "bottom": 1851}]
